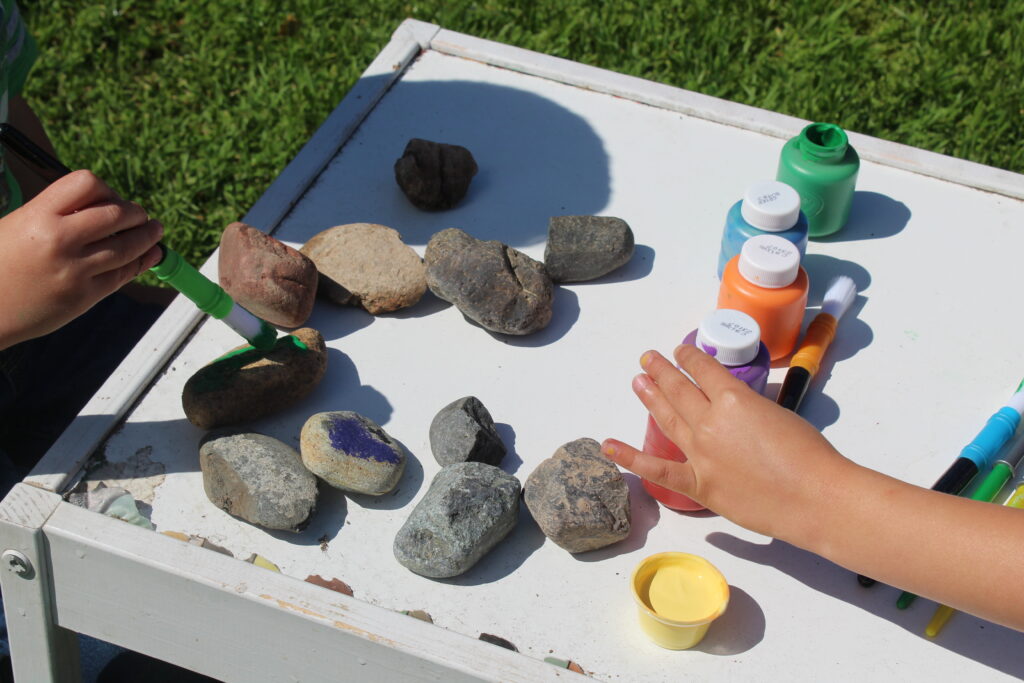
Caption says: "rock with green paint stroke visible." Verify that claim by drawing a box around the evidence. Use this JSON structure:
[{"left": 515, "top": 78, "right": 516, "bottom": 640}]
[
  {"left": 199, "top": 430, "right": 318, "bottom": 532},
  {"left": 182, "top": 328, "right": 327, "bottom": 429}
]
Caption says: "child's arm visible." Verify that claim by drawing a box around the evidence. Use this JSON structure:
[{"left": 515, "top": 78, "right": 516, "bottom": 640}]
[
  {"left": 602, "top": 344, "right": 1024, "bottom": 632},
  {"left": 0, "top": 170, "right": 164, "bottom": 350}
]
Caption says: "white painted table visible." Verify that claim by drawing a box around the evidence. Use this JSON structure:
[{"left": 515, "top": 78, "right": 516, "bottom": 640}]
[{"left": 3, "top": 19, "right": 1024, "bottom": 683}]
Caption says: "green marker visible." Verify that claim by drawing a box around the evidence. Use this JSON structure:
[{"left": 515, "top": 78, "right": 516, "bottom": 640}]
[{"left": 0, "top": 123, "right": 278, "bottom": 350}]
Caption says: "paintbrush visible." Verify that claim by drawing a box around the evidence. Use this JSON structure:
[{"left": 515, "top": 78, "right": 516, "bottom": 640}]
[
  {"left": 776, "top": 275, "right": 857, "bottom": 413},
  {"left": 0, "top": 123, "right": 278, "bottom": 350}
]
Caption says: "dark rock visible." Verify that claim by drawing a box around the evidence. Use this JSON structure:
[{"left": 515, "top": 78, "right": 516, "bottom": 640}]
[
  {"left": 218, "top": 221, "right": 318, "bottom": 328},
  {"left": 524, "top": 438, "right": 631, "bottom": 553},
  {"left": 300, "top": 411, "right": 406, "bottom": 495},
  {"left": 429, "top": 396, "right": 506, "bottom": 467},
  {"left": 425, "top": 228, "right": 553, "bottom": 335},
  {"left": 394, "top": 462, "right": 520, "bottom": 578},
  {"left": 544, "top": 215, "right": 634, "bottom": 282},
  {"left": 394, "top": 138, "right": 478, "bottom": 210},
  {"left": 199, "top": 431, "right": 318, "bottom": 532},
  {"left": 182, "top": 328, "right": 327, "bottom": 430},
  {"left": 479, "top": 634, "right": 518, "bottom": 651},
  {"left": 300, "top": 223, "right": 427, "bottom": 314}
]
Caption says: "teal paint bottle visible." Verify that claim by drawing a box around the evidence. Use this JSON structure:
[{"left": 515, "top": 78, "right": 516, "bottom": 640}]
[
  {"left": 776, "top": 122, "right": 859, "bottom": 238},
  {"left": 718, "top": 180, "right": 808, "bottom": 278}
]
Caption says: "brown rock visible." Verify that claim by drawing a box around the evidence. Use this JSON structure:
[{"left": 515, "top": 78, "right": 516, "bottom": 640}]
[
  {"left": 305, "top": 575, "right": 354, "bottom": 596},
  {"left": 218, "top": 222, "right": 318, "bottom": 328},
  {"left": 394, "top": 138, "right": 478, "bottom": 210},
  {"left": 300, "top": 223, "right": 427, "bottom": 314},
  {"left": 182, "top": 328, "right": 327, "bottom": 429}
]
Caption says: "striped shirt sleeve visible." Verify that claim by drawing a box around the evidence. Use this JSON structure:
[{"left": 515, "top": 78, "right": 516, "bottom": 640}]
[{"left": 4, "top": 1, "right": 37, "bottom": 96}]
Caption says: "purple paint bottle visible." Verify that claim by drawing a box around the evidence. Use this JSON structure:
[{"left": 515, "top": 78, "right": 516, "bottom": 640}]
[{"left": 642, "top": 309, "right": 770, "bottom": 511}]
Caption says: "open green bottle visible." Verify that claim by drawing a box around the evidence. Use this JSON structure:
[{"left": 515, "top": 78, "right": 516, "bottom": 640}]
[{"left": 776, "top": 122, "right": 859, "bottom": 238}]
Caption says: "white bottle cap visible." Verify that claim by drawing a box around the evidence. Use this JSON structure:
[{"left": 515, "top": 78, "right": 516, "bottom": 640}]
[
  {"left": 740, "top": 181, "right": 801, "bottom": 231},
  {"left": 738, "top": 234, "right": 801, "bottom": 288},
  {"left": 695, "top": 309, "right": 762, "bottom": 366}
]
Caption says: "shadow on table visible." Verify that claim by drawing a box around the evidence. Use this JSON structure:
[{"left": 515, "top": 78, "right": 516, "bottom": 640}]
[
  {"left": 706, "top": 532, "right": 1024, "bottom": 678},
  {"left": 696, "top": 585, "right": 766, "bottom": 655},
  {"left": 812, "top": 191, "right": 912, "bottom": 243}
]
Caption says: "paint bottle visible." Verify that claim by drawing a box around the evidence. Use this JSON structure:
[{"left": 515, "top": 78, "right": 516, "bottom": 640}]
[
  {"left": 776, "top": 122, "right": 859, "bottom": 238},
  {"left": 717, "top": 234, "right": 808, "bottom": 361},
  {"left": 642, "top": 309, "right": 770, "bottom": 511},
  {"left": 717, "top": 180, "right": 808, "bottom": 278}
]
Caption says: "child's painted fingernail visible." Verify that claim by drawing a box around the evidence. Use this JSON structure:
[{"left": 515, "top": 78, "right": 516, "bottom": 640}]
[
  {"left": 640, "top": 351, "right": 653, "bottom": 369},
  {"left": 602, "top": 442, "right": 617, "bottom": 457}
]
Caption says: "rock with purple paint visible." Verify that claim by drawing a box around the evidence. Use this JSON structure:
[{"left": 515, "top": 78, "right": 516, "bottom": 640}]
[
  {"left": 300, "top": 411, "right": 406, "bottom": 495},
  {"left": 543, "top": 215, "right": 634, "bottom": 283},
  {"left": 218, "top": 221, "right": 318, "bottom": 328},
  {"left": 524, "top": 437, "right": 631, "bottom": 553},
  {"left": 425, "top": 228, "right": 553, "bottom": 335},
  {"left": 393, "top": 462, "right": 520, "bottom": 578},
  {"left": 199, "top": 430, "right": 318, "bottom": 532},
  {"left": 182, "top": 328, "right": 328, "bottom": 430},
  {"left": 394, "top": 138, "right": 478, "bottom": 210},
  {"left": 429, "top": 396, "right": 506, "bottom": 467},
  {"left": 300, "top": 223, "right": 427, "bottom": 315}
]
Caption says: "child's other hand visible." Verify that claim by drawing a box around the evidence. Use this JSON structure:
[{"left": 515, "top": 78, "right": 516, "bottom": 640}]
[
  {"left": 0, "top": 170, "right": 163, "bottom": 349},
  {"left": 602, "top": 344, "right": 853, "bottom": 543}
]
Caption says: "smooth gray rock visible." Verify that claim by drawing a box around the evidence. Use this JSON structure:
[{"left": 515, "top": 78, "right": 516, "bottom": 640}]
[
  {"left": 300, "top": 411, "right": 406, "bottom": 495},
  {"left": 394, "top": 462, "right": 520, "bottom": 578},
  {"left": 394, "top": 138, "right": 478, "bottom": 210},
  {"left": 429, "top": 396, "right": 506, "bottom": 467},
  {"left": 425, "top": 228, "right": 553, "bottom": 335},
  {"left": 524, "top": 438, "right": 631, "bottom": 553},
  {"left": 544, "top": 215, "right": 634, "bottom": 282},
  {"left": 199, "top": 431, "right": 318, "bottom": 532}
]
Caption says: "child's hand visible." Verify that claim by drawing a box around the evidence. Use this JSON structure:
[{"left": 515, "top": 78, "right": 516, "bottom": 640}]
[
  {"left": 0, "top": 170, "right": 163, "bottom": 349},
  {"left": 602, "top": 344, "right": 854, "bottom": 544}
]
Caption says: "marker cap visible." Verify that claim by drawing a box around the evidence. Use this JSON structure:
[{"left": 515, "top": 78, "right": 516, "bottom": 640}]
[
  {"left": 740, "top": 181, "right": 801, "bottom": 231},
  {"left": 738, "top": 234, "right": 801, "bottom": 288},
  {"left": 695, "top": 309, "right": 762, "bottom": 367}
]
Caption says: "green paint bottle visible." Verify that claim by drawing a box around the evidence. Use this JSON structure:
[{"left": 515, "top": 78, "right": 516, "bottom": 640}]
[{"left": 776, "top": 122, "right": 859, "bottom": 238}]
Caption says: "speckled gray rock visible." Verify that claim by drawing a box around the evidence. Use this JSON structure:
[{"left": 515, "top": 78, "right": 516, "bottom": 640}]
[
  {"left": 429, "top": 396, "right": 506, "bottom": 467},
  {"left": 300, "top": 223, "right": 427, "bottom": 314},
  {"left": 544, "top": 215, "right": 634, "bottom": 282},
  {"left": 394, "top": 462, "right": 520, "bottom": 578},
  {"left": 182, "top": 328, "right": 328, "bottom": 430},
  {"left": 394, "top": 138, "right": 478, "bottom": 210},
  {"left": 199, "top": 431, "right": 318, "bottom": 532},
  {"left": 218, "top": 221, "right": 318, "bottom": 328},
  {"left": 524, "top": 438, "right": 631, "bottom": 553},
  {"left": 425, "top": 228, "right": 553, "bottom": 335},
  {"left": 300, "top": 411, "right": 406, "bottom": 495}
]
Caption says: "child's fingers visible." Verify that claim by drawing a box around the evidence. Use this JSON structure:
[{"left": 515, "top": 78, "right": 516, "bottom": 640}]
[
  {"left": 38, "top": 170, "right": 118, "bottom": 216},
  {"left": 65, "top": 199, "right": 151, "bottom": 243},
  {"left": 638, "top": 349, "right": 710, "bottom": 419},
  {"left": 601, "top": 438, "right": 698, "bottom": 499},
  {"left": 674, "top": 343, "right": 745, "bottom": 398},
  {"left": 632, "top": 372, "right": 694, "bottom": 448},
  {"left": 81, "top": 220, "right": 163, "bottom": 275},
  {"left": 90, "top": 238, "right": 164, "bottom": 295}
]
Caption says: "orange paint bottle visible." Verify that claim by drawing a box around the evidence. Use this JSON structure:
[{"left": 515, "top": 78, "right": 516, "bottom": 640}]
[{"left": 717, "top": 234, "right": 808, "bottom": 360}]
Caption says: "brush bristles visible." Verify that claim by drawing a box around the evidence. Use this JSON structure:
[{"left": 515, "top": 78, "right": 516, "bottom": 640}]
[{"left": 821, "top": 276, "right": 858, "bottom": 321}]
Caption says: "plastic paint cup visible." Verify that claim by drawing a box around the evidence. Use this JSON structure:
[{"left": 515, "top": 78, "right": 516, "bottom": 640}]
[{"left": 630, "top": 552, "right": 730, "bottom": 650}]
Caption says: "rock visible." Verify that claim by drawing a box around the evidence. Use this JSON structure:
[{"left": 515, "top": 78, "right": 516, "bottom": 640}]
[
  {"left": 425, "top": 228, "right": 553, "bottom": 335},
  {"left": 402, "top": 610, "right": 433, "bottom": 623},
  {"left": 305, "top": 575, "right": 354, "bottom": 596},
  {"left": 300, "top": 223, "right": 427, "bottom": 314},
  {"left": 299, "top": 411, "right": 406, "bottom": 495},
  {"left": 199, "top": 430, "right": 318, "bottom": 532},
  {"left": 544, "top": 215, "right": 634, "bottom": 283},
  {"left": 429, "top": 396, "right": 506, "bottom": 467},
  {"left": 394, "top": 138, "right": 478, "bottom": 210},
  {"left": 182, "top": 328, "right": 327, "bottom": 430},
  {"left": 218, "top": 221, "right": 318, "bottom": 328},
  {"left": 394, "top": 462, "right": 520, "bottom": 578},
  {"left": 524, "top": 438, "right": 631, "bottom": 553},
  {"left": 479, "top": 634, "right": 518, "bottom": 652}
]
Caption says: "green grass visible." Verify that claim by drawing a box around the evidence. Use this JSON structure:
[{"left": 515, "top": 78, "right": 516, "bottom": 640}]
[{"left": 21, "top": 1, "right": 1024, "bottom": 273}]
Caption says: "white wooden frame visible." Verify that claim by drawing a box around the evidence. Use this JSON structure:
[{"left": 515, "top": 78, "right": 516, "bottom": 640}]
[{"left": 3, "top": 19, "right": 1023, "bottom": 682}]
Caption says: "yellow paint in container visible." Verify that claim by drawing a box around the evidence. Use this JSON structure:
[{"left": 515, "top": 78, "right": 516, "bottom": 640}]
[{"left": 631, "top": 552, "right": 729, "bottom": 649}]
